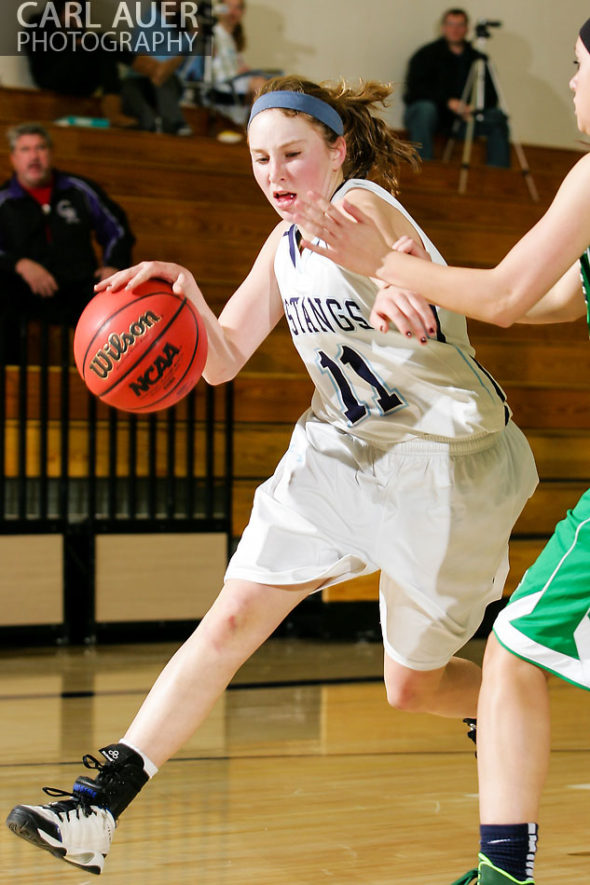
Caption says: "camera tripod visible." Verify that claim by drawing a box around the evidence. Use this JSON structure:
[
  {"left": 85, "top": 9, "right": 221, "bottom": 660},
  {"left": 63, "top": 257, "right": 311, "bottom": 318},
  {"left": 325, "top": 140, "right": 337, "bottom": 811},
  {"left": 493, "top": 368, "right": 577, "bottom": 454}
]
[{"left": 443, "top": 20, "right": 539, "bottom": 202}]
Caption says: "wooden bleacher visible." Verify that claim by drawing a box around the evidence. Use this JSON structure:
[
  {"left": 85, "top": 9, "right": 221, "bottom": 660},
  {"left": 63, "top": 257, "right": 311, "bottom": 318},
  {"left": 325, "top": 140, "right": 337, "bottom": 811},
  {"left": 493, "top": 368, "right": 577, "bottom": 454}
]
[{"left": 1, "top": 85, "right": 588, "bottom": 607}]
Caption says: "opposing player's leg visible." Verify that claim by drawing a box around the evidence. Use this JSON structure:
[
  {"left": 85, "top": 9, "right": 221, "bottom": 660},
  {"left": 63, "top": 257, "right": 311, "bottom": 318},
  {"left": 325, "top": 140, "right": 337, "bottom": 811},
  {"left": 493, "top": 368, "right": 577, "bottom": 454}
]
[
  {"left": 6, "top": 577, "right": 315, "bottom": 875},
  {"left": 451, "top": 490, "right": 590, "bottom": 883},
  {"left": 448, "top": 641, "right": 550, "bottom": 885},
  {"left": 478, "top": 635, "right": 550, "bottom": 823},
  {"left": 453, "top": 636, "right": 547, "bottom": 884}
]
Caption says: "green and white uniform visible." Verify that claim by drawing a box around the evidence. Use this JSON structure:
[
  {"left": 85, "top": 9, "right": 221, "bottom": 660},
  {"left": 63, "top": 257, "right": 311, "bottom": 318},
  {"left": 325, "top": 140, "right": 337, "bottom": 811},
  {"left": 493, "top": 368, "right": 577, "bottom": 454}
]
[{"left": 494, "top": 249, "right": 590, "bottom": 690}]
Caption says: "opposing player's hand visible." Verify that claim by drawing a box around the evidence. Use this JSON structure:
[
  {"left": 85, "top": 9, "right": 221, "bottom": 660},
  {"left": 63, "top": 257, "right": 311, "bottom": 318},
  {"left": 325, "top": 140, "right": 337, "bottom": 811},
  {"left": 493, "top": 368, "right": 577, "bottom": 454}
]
[
  {"left": 370, "top": 282, "right": 437, "bottom": 344},
  {"left": 95, "top": 261, "right": 201, "bottom": 302},
  {"left": 291, "top": 192, "right": 390, "bottom": 277}
]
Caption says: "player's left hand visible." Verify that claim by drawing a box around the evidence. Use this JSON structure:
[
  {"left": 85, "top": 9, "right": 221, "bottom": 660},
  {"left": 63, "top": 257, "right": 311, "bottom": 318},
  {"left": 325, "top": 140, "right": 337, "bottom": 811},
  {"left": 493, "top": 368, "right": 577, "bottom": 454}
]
[
  {"left": 391, "top": 235, "right": 432, "bottom": 263},
  {"left": 369, "top": 236, "right": 437, "bottom": 340},
  {"left": 370, "top": 282, "right": 437, "bottom": 343}
]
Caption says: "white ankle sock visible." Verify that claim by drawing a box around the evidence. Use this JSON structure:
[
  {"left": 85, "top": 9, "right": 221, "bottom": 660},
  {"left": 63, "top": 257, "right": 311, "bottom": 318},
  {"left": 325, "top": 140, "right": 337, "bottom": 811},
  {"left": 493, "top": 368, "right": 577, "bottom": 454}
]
[{"left": 119, "top": 740, "right": 159, "bottom": 778}]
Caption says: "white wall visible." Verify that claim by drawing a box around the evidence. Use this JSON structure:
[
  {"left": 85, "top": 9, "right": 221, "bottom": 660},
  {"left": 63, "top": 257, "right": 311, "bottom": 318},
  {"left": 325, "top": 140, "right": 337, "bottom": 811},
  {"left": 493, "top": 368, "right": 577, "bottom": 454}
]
[
  {"left": 0, "top": 55, "right": 35, "bottom": 89},
  {"left": 244, "top": 0, "right": 588, "bottom": 149},
  {"left": 1, "top": 0, "right": 588, "bottom": 148}
]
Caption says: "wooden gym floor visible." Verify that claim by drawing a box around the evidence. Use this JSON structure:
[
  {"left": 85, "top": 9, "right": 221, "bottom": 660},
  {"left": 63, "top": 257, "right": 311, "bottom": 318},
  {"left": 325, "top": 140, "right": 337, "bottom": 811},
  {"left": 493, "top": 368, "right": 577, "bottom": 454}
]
[{"left": 0, "top": 637, "right": 588, "bottom": 883}]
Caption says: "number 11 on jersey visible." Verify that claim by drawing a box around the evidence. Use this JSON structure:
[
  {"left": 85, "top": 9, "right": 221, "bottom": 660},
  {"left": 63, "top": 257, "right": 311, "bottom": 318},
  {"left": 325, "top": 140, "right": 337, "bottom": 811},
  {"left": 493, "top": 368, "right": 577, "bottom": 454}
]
[{"left": 317, "top": 345, "right": 407, "bottom": 425}]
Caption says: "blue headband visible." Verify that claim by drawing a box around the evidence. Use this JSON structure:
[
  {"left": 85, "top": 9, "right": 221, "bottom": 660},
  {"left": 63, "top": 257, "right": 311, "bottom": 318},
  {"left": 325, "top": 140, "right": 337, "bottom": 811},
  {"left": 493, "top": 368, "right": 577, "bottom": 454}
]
[{"left": 248, "top": 91, "right": 344, "bottom": 135}]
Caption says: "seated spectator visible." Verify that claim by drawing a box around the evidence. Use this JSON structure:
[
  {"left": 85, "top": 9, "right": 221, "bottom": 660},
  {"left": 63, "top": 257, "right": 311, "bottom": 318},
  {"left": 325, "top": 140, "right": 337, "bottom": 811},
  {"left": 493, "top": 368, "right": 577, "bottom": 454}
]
[
  {"left": 25, "top": 0, "right": 136, "bottom": 128},
  {"left": 0, "top": 123, "right": 135, "bottom": 342},
  {"left": 403, "top": 7, "right": 510, "bottom": 167},
  {"left": 183, "top": 0, "right": 271, "bottom": 128},
  {"left": 121, "top": 0, "right": 196, "bottom": 135}
]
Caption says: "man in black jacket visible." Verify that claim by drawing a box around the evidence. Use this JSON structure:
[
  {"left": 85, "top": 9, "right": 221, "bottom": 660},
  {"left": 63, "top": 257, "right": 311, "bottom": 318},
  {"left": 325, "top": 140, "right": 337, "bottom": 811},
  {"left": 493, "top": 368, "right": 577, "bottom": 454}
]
[
  {"left": 0, "top": 123, "right": 135, "bottom": 333},
  {"left": 403, "top": 8, "right": 510, "bottom": 166}
]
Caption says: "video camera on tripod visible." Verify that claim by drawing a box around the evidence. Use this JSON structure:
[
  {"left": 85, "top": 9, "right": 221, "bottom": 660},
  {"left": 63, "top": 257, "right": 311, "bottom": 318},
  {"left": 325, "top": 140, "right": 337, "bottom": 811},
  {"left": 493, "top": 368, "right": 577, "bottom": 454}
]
[
  {"left": 475, "top": 19, "right": 502, "bottom": 39},
  {"left": 443, "top": 16, "right": 538, "bottom": 201}
]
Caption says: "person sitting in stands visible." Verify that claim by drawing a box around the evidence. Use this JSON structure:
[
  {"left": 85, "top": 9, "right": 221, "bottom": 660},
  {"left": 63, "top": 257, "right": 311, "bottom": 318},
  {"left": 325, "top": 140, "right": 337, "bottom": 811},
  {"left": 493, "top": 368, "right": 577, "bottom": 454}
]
[
  {"left": 182, "top": 0, "right": 270, "bottom": 128},
  {"left": 24, "top": 0, "right": 137, "bottom": 127},
  {"left": 403, "top": 7, "right": 510, "bottom": 166},
  {"left": 121, "top": 0, "right": 197, "bottom": 135},
  {"left": 0, "top": 123, "right": 135, "bottom": 339}
]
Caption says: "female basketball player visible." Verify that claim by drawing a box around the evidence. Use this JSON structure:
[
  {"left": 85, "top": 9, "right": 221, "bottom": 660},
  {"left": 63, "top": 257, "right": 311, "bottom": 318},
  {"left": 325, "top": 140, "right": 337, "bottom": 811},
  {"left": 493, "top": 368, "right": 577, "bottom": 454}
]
[
  {"left": 287, "top": 20, "right": 590, "bottom": 885},
  {"left": 6, "top": 76, "right": 537, "bottom": 876}
]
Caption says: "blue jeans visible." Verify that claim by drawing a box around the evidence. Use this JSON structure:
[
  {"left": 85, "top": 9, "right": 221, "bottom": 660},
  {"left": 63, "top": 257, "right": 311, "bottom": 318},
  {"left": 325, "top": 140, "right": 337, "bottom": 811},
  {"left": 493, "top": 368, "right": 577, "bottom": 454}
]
[{"left": 404, "top": 100, "right": 511, "bottom": 168}]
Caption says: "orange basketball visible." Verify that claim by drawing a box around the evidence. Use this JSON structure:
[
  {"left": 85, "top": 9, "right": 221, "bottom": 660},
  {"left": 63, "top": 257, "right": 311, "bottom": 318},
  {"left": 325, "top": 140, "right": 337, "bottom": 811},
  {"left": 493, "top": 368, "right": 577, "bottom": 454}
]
[{"left": 74, "top": 279, "right": 208, "bottom": 413}]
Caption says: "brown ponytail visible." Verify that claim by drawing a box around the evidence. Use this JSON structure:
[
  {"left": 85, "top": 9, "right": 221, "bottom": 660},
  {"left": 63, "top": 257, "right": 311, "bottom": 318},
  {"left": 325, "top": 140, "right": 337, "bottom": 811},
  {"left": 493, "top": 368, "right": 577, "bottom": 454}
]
[{"left": 257, "top": 75, "right": 420, "bottom": 195}]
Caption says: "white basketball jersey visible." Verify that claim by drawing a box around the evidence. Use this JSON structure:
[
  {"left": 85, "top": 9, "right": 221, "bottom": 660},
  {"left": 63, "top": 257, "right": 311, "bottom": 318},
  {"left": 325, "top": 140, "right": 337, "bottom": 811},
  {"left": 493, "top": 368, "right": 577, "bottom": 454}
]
[{"left": 274, "top": 178, "right": 509, "bottom": 446}]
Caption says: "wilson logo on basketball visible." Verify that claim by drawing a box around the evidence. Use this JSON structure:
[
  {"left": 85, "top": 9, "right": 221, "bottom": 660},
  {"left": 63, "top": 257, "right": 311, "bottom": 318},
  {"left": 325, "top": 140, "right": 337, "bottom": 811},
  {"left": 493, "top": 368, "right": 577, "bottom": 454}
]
[
  {"left": 129, "top": 342, "right": 181, "bottom": 397},
  {"left": 88, "top": 310, "right": 161, "bottom": 379}
]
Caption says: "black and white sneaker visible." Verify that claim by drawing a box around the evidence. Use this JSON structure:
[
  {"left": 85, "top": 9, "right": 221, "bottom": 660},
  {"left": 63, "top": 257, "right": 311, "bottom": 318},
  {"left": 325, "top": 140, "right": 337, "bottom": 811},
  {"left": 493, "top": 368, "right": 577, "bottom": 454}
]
[
  {"left": 6, "top": 743, "right": 148, "bottom": 875},
  {"left": 7, "top": 793, "right": 115, "bottom": 875}
]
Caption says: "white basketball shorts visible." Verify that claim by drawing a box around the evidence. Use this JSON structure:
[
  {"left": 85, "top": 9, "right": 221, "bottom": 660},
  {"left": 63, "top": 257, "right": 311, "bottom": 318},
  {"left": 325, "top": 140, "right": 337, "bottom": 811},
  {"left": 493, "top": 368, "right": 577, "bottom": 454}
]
[{"left": 225, "top": 410, "right": 538, "bottom": 670}]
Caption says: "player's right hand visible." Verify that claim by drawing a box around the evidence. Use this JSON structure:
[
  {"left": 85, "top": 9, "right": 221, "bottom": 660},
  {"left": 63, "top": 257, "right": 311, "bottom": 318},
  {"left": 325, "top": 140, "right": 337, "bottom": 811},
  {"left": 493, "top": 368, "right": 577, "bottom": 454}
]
[{"left": 95, "top": 261, "right": 197, "bottom": 298}]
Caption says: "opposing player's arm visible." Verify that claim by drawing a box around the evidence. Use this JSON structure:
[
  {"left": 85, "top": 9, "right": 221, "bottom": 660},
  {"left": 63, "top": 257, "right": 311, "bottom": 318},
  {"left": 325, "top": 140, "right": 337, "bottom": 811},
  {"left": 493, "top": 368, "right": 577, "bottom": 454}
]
[
  {"left": 336, "top": 187, "right": 427, "bottom": 259},
  {"left": 373, "top": 154, "right": 590, "bottom": 325},
  {"left": 517, "top": 261, "right": 586, "bottom": 324},
  {"left": 94, "top": 223, "right": 287, "bottom": 384},
  {"left": 296, "top": 153, "right": 590, "bottom": 327}
]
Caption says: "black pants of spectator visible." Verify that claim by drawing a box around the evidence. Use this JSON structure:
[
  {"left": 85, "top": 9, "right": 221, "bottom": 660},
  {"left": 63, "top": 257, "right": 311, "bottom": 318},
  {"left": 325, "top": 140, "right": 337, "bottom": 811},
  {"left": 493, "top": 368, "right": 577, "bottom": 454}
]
[
  {"left": 404, "top": 101, "right": 511, "bottom": 167},
  {"left": 0, "top": 272, "right": 95, "bottom": 364},
  {"left": 121, "top": 75, "right": 186, "bottom": 133},
  {"left": 29, "top": 47, "right": 126, "bottom": 97}
]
